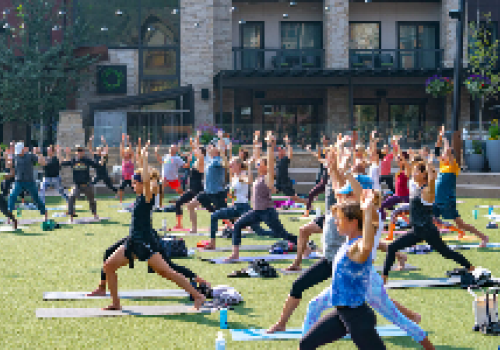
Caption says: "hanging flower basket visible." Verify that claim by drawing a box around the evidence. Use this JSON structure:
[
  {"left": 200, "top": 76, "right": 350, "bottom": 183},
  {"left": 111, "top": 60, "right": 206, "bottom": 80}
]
[
  {"left": 425, "top": 75, "right": 453, "bottom": 98},
  {"left": 465, "top": 75, "right": 493, "bottom": 98}
]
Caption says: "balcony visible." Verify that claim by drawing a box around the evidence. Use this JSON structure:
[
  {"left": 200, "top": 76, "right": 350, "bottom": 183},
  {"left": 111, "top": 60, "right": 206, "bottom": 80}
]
[
  {"left": 232, "top": 48, "right": 325, "bottom": 70},
  {"left": 350, "top": 49, "right": 444, "bottom": 70}
]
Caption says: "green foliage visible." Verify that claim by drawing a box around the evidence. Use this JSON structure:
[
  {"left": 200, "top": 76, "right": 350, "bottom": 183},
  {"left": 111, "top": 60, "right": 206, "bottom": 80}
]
[
  {"left": 467, "top": 13, "right": 500, "bottom": 101},
  {"left": 472, "top": 140, "right": 483, "bottom": 154},
  {"left": 0, "top": 0, "right": 101, "bottom": 124},
  {"left": 489, "top": 119, "right": 499, "bottom": 140},
  {"left": 425, "top": 76, "right": 454, "bottom": 98}
]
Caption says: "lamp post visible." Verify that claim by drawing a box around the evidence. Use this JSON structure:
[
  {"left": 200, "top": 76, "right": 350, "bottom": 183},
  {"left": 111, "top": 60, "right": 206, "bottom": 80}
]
[{"left": 450, "top": 0, "right": 466, "bottom": 133}]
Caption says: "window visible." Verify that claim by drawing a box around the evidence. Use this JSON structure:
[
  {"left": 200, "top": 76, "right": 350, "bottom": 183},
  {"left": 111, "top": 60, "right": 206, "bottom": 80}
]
[
  {"left": 281, "top": 22, "right": 322, "bottom": 50},
  {"left": 389, "top": 104, "right": 425, "bottom": 136},
  {"left": 142, "top": 50, "right": 177, "bottom": 76},
  {"left": 398, "top": 23, "right": 439, "bottom": 69},
  {"left": 141, "top": 9, "right": 179, "bottom": 46},
  {"left": 349, "top": 23, "right": 380, "bottom": 50}
]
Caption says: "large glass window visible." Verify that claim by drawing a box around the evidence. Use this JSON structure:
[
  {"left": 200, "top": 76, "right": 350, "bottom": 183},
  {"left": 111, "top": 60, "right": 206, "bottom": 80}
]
[
  {"left": 349, "top": 23, "right": 380, "bottom": 50},
  {"left": 399, "top": 23, "right": 439, "bottom": 69},
  {"left": 281, "top": 22, "right": 322, "bottom": 50},
  {"left": 240, "top": 22, "right": 264, "bottom": 69},
  {"left": 142, "top": 50, "right": 177, "bottom": 76},
  {"left": 141, "top": 6, "right": 180, "bottom": 46}
]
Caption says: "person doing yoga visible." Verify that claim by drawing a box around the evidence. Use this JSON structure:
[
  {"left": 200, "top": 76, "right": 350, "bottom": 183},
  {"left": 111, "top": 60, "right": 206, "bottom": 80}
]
[{"left": 118, "top": 134, "right": 135, "bottom": 204}]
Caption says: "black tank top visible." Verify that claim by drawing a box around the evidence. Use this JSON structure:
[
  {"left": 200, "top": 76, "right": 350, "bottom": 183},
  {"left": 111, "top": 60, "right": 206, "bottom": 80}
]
[
  {"left": 130, "top": 194, "right": 155, "bottom": 241},
  {"left": 189, "top": 168, "right": 203, "bottom": 193},
  {"left": 409, "top": 181, "right": 433, "bottom": 227}
]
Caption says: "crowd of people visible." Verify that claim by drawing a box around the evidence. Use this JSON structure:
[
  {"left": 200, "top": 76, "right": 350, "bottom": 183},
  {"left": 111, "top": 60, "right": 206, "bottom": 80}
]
[{"left": 0, "top": 126, "right": 490, "bottom": 349}]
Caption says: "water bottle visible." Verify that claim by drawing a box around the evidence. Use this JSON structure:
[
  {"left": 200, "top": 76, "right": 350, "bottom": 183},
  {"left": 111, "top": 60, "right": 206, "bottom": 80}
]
[
  {"left": 473, "top": 210, "right": 478, "bottom": 220},
  {"left": 162, "top": 219, "right": 167, "bottom": 231},
  {"left": 220, "top": 307, "right": 228, "bottom": 329},
  {"left": 489, "top": 206, "right": 493, "bottom": 216},
  {"left": 315, "top": 206, "right": 321, "bottom": 218},
  {"left": 17, "top": 207, "right": 21, "bottom": 217},
  {"left": 215, "top": 331, "right": 226, "bottom": 350}
]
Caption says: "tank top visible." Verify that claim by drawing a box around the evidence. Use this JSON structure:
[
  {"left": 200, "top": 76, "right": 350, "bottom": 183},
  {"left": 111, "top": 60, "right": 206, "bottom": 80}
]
[
  {"left": 122, "top": 159, "right": 134, "bottom": 180},
  {"left": 395, "top": 171, "right": 409, "bottom": 197},
  {"left": 189, "top": 168, "right": 203, "bottom": 193},
  {"left": 129, "top": 194, "right": 155, "bottom": 241},
  {"left": 409, "top": 180, "right": 433, "bottom": 227}
]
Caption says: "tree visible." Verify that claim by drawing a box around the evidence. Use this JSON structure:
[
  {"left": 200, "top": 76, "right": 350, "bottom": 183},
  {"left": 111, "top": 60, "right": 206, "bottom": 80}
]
[
  {"left": 466, "top": 12, "right": 500, "bottom": 138},
  {"left": 0, "top": 0, "right": 100, "bottom": 146}
]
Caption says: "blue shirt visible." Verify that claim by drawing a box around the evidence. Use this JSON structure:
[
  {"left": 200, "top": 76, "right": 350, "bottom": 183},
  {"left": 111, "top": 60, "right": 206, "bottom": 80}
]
[
  {"left": 204, "top": 156, "right": 225, "bottom": 194},
  {"left": 435, "top": 172, "right": 456, "bottom": 205},
  {"left": 331, "top": 236, "right": 372, "bottom": 308}
]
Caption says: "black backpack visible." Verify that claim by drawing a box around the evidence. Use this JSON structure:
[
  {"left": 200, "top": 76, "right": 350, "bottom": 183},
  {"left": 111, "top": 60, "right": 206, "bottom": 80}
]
[{"left": 160, "top": 236, "right": 188, "bottom": 258}]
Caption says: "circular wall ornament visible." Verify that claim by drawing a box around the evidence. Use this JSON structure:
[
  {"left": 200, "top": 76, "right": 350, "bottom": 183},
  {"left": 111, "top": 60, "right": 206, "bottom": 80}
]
[{"left": 102, "top": 67, "right": 124, "bottom": 91}]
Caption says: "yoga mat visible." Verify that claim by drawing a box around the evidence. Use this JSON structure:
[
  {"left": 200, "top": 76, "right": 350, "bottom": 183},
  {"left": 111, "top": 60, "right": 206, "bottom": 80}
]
[
  {"left": 386, "top": 277, "right": 461, "bottom": 289},
  {"left": 117, "top": 209, "right": 131, "bottom": 213},
  {"left": 230, "top": 325, "right": 408, "bottom": 341},
  {"left": 448, "top": 242, "right": 500, "bottom": 249},
  {"left": 476, "top": 205, "right": 500, "bottom": 209},
  {"left": 52, "top": 213, "right": 66, "bottom": 218},
  {"left": 382, "top": 231, "right": 408, "bottom": 235},
  {"left": 43, "top": 289, "right": 189, "bottom": 301},
  {"left": 441, "top": 235, "right": 479, "bottom": 241},
  {"left": 59, "top": 217, "right": 111, "bottom": 225},
  {"left": 19, "top": 218, "right": 46, "bottom": 225},
  {"left": 277, "top": 210, "right": 306, "bottom": 215},
  {"left": 279, "top": 264, "right": 419, "bottom": 275},
  {"left": 198, "top": 245, "right": 271, "bottom": 252},
  {"left": 168, "top": 231, "right": 251, "bottom": 238},
  {"left": 201, "top": 252, "right": 322, "bottom": 264},
  {"left": 0, "top": 225, "right": 29, "bottom": 232},
  {"left": 36, "top": 304, "right": 213, "bottom": 318}
]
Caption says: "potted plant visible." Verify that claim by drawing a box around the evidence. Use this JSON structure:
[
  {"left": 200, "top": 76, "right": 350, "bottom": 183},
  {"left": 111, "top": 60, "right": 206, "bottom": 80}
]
[
  {"left": 467, "top": 140, "right": 485, "bottom": 172},
  {"left": 486, "top": 119, "right": 500, "bottom": 172},
  {"left": 425, "top": 75, "right": 454, "bottom": 98}
]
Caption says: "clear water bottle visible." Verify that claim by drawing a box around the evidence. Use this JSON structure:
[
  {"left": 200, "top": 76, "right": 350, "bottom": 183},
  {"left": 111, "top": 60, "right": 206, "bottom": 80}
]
[
  {"left": 215, "top": 331, "right": 226, "bottom": 350},
  {"left": 220, "top": 307, "right": 228, "bottom": 329},
  {"left": 17, "top": 207, "right": 21, "bottom": 217}
]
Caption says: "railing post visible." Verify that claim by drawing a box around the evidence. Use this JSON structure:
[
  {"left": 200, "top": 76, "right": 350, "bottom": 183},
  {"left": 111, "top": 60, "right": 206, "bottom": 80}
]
[{"left": 372, "top": 49, "right": 375, "bottom": 69}]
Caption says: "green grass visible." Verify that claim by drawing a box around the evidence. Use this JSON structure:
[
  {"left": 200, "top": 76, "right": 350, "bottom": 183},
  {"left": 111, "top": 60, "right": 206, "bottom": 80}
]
[{"left": 1, "top": 195, "right": 499, "bottom": 349}]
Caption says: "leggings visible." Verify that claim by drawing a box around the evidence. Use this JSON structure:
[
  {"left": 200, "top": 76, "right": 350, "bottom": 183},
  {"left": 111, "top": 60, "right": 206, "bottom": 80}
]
[
  {"left": 383, "top": 223, "right": 472, "bottom": 277},
  {"left": 0, "top": 194, "right": 15, "bottom": 221},
  {"left": 290, "top": 258, "right": 332, "bottom": 299},
  {"left": 101, "top": 236, "right": 196, "bottom": 282},
  {"left": 306, "top": 178, "right": 326, "bottom": 211},
  {"left": 379, "top": 175, "right": 395, "bottom": 193},
  {"left": 175, "top": 189, "right": 199, "bottom": 216},
  {"left": 1, "top": 179, "right": 13, "bottom": 198},
  {"left": 303, "top": 266, "right": 427, "bottom": 343},
  {"left": 92, "top": 173, "right": 117, "bottom": 193},
  {"left": 300, "top": 303, "right": 386, "bottom": 350},
  {"left": 379, "top": 195, "right": 409, "bottom": 221}
]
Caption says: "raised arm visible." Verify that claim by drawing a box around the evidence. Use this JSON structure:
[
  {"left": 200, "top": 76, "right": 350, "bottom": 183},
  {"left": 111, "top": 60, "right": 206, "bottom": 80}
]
[
  {"left": 266, "top": 132, "right": 276, "bottom": 190},
  {"left": 88, "top": 136, "right": 95, "bottom": 156},
  {"left": 101, "top": 136, "right": 109, "bottom": 155},
  {"left": 348, "top": 190, "right": 377, "bottom": 264},
  {"left": 143, "top": 148, "right": 152, "bottom": 203},
  {"left": 154, "top": 146, "right": 162, "bottom": 165},
  {"left": 34, "top": 147, "right": 46, "bottom": 166},
  {"left": 284, "top": 134, "right": 292, "bottom": 160}
]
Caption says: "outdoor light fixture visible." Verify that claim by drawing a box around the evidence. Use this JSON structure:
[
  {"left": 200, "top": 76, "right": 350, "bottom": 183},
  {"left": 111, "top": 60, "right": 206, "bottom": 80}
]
[
  {"left": 238, "top": 20, "right": 246, "bottom": 24},
  {"left": 115, "top": 9, "right": 123, "bottom": 16},
  {"left": 101, "top": 27, "right": 108, "bottom": 31},
  {"left": 58, "top": 10, "right": 66, "bottom": 16},
  {"left": 449, "top": 9, "right": 462, "bottom": 20},
  {"left": 52, "top": 25, "right": 60, "bottom": 31},
  {"left": 230, "top": 6, "right": 236, "bottom": 12},
  {"left": 365, "top": 0, "right": 371, "bottom": 3},
  {"left": 171, "top": 9, "right": 179, "bottom": 14},
  {"left": 194, "top": 22, "right": 200, "bottom": 28},
  {"left": 290, "top": 1, "right": 297, "bottom": 6},
  {"left": 324, "top": 6, "right": 330, "bottom": 12},
  {"left": 2, "top": 9, "right": 10, "bottom": 16},
  {"left": 283, "top": 14, "right": 289, "bottom": 19},
  {"left": 148, "top": 26, "right": 155, "bottom": 31},
  {"left": 3, "top": 23, "right": 10, "bottom": 29}
]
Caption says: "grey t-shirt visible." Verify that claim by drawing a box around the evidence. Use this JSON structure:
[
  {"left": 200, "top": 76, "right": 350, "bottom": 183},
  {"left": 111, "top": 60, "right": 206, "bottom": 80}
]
[
  {"left": 322, "top": 178, "right": 343, "bottom": 261},
  {"left": 252, "top": 176, "right": 274, "bottom": 211},
  {"left": 14, "top": 153, "right": 37, "bottom": 182}
]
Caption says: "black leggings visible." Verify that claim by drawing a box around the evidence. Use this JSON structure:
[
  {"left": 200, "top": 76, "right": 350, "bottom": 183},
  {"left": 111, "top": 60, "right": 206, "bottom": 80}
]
[
  {"left": 383, "top": 223, "right": 472, "bottom": 276},
  {"left": 119, "top": 179, "right": 133, "bottom": 191},
  {"left": 379, "top": 175, "right": 395, "bottom": 193},
  {"left": 290, "top": 258, "right": 332, "bottom": 299},
  {"left": 92, "top": 173, "right": 117, "bottom": 193},
  {"left": 0, "top": 194, "right": 15, "bottom": 221},
  {"left": 1, "top": 179, "right": 13, "bottom": 198},
  {"left": 300, "top": 303, "right": 386, "bottom": 350},
  {"left": 175, "top": 189, "right": 199, "bottom": 216},
  {"left": 306, "top": 178, "right": 326, "bottom": 211},
  {"left": 101, "top": 236, "right": 197, "bottom": 282}
]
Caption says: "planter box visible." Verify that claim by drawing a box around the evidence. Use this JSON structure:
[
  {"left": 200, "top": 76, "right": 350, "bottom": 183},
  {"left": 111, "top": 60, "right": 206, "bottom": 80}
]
[
  {"left": 486, "top": 139, "right": 500, "bottom": 172},
  {"left": 467, "top": 153, "right": 485, "bottom": 172}
]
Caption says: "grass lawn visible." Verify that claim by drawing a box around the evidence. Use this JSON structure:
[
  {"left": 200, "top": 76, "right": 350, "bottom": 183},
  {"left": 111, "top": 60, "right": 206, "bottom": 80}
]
[{"left": 1, "top": 195, "right": 499, "bottom": 349}]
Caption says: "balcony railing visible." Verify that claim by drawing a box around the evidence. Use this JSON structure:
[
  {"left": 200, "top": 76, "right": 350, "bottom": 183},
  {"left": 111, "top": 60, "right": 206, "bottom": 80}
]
[
  {"left": 232, "top": 48, "right": 325, "bottom": 70},
  {"left": 350, "top": 49, "right": 444, "bottom": 70}
]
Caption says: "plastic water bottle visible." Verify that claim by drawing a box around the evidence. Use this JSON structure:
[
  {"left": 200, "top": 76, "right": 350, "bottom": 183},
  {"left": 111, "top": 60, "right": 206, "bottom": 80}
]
[
  {"left": 315, "top": 206, "right": 321, "bottom": 218},
  {"left": 17, "top": 207, "right": 21, "bottom": 217},
  {"left": 215, "top": 331, "right": 226, "bottom": 350},
  {"left": 489, "top": 206, "right": 493, "bottom": 216},
  {"left": 220, "top": 307, "right": 228, "bottom": 329},
  {"left": 162, "top": 219, "right": 167, "bottom": 231},
  {"left": 473, "top": 210, "right": 478, "bottom": 220}
]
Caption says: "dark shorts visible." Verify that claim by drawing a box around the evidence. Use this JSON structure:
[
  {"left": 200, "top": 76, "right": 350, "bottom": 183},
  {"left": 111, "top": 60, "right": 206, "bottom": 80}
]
[
  {"left": 119, "top": 179, "right": 133, "bottom": 191},
  {"left": 125, "top": 237, "right": 161, "bottom": 263},
  {"left": 433, "top": 202, "right": 460, "bottom": 220},
  {"left": 314, "top": 215, "right": 326, "bottom": 230},
  {"left": 276, "top": 181, "right": 296, "bottom": 197},
  {"left": 196, "top": 191, "right": 227, "bottom": 212}
]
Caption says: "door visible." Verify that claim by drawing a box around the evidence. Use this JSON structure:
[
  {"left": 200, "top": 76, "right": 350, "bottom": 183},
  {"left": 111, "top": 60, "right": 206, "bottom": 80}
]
[
  {"left": 241, "top": 22, "right": 264, "bottom": 69},
  {"left": 399, "top": 23, "right": 439, "bottom": 69}
]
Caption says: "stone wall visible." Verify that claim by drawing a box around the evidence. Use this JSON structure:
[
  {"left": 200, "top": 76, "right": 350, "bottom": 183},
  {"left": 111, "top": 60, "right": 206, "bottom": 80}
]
[
  {"left": 326, "top": 87, "right": 350, "bottom": 134},
  {"left": 75, "top": 49, "right": 139, "bottom": 129},
  {"left": 56, "top": 111, "right": 85, "bottom": 186},
  {"left": 213, "top": 0, "right": 232, "bottom": 73},
  {"left": 441, "top": 0, "right": 468, "bottom": 68},
  {"left": 324, "top": 0, "right": 349, "bottom": 69}
]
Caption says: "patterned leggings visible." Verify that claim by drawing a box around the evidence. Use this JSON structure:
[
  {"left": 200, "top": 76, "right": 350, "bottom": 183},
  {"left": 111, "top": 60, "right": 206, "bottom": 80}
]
[{"left": 302, "top": 266, "right": 427, "bottom": 343}]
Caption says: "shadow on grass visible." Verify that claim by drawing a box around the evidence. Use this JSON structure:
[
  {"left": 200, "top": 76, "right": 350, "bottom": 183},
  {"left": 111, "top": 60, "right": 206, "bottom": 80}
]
[
  {"left": 384, "top": 337, "right": 474, "bottom": 350},
  {"left": 138, "top": 313, "right": 261, "bottom": 329},
  {"left": 3, "top": 230, "right": 46, "bottom": 236}
]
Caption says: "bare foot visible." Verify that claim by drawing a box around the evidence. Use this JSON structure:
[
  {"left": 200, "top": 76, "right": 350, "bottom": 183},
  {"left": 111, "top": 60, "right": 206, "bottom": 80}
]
[
  {"left": 102, "top": 304, "right": 121, "bottom": 311},
  {"left": 94, "top": 215, "right": 99, "bottom": 221},
  {"left": 267, "top": 322, "right": 287, "bottom": 334},
  {"left": 302, "top": 210, "right": 309, "bottom": 218},
  {"left": 410, "top": 312, "right": 422, "bottom": 324},
  {"left": 86, "top": 287, "right": 106, "bottom": 297},
  {"left": 395, "top": 254, "right": 407, "bottom": 270},
  {"left": 189, "top": 229, "right": 197, "bottom": 234},
  {"left": 203, "top": 243, "right": 216, "bottom": 250},
  {"left": 193, "top": 295, "right": 206, "bottom": 310},
  {"left": 284, "top": 264, "right": 302, "bottom": 272},
  {"left": 480, "top": 236, "right": 489, "bottom": 248},
  {"left": 223, "top": 254, "right": 239, "bottom": 263}
]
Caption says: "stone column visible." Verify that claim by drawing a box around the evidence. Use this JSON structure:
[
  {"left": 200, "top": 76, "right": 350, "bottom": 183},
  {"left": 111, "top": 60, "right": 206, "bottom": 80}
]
[
  {"left": 324, "top": 0, "right": 349, "bottom": 69},
  {"left": 326, "top": 87, "right": 350, "bottom": 135},
  {"left": 181, "top": 0, "right": 215, "bottom": 127},
  {"left": 441, "top": 0, "right": 468, "bottom": 68},
  {"left": 57, "top": 110, "right": 85, "bottom": 186}
]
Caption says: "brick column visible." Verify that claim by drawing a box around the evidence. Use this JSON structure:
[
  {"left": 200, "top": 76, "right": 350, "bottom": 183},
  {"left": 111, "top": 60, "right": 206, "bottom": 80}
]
[
  {"left": 57, "top": 111, "right": 85, "bottom": 187},
  {"left": 181, "top": 0, "right": 215, "bottom": 127},
  {"left": 441, "top": 0, "right": 468, "bottom": 68},
  {"left": 326, "top": 87, "right": 350, "bottom": 135},
  {"left": 324, "top": 0, "right": 349, "bottom": 69}
]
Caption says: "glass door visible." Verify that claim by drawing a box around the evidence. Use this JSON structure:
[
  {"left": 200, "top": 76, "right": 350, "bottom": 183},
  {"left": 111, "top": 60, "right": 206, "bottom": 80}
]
[
  {"left": 399, "top": 23, "right": 439, "bottom": 69},
  {"left": 241, "top": 22, "right": 264, "bottom": 69}
]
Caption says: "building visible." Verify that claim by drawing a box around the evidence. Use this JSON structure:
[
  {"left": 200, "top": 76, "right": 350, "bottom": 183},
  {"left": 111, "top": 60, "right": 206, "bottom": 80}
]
[{"left": 1, "top": 0, "right": 497, "bottom": 147}]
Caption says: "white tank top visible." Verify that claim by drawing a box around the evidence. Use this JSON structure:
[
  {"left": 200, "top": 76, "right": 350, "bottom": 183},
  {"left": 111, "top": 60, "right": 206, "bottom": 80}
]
[{"left": 231, "top": 176, "right": 249, "bottom": 204}]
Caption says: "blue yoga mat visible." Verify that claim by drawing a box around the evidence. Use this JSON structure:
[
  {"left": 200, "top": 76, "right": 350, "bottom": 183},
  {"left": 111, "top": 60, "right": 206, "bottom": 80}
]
[
  {"left": 231, "top": 325, "right": 407, "bottom": 341},
  {"left": 202, "top": 252, "right": 322, "bottom": 264}
]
